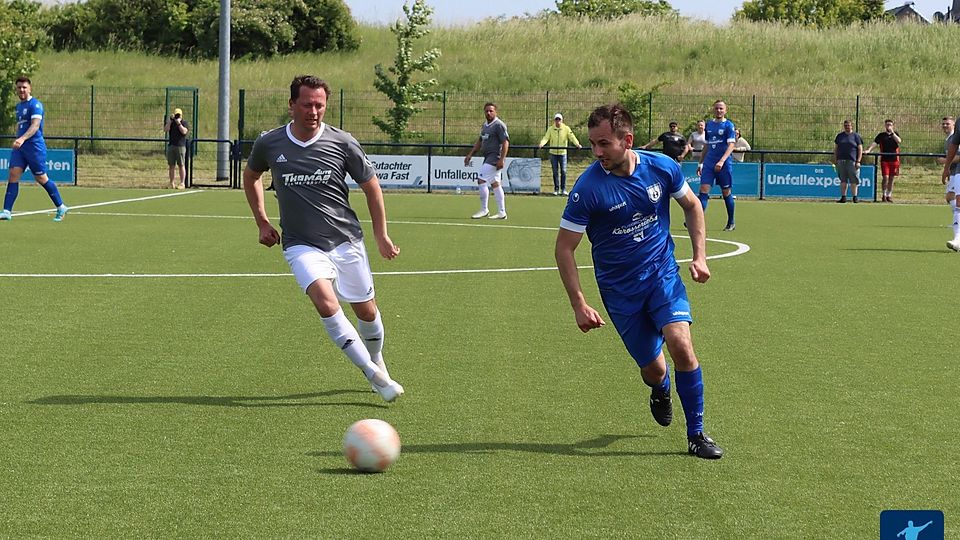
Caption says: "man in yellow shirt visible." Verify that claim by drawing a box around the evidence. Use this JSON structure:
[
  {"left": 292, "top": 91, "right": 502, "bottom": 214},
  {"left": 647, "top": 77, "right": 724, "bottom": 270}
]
[{"left": 538, "top": 113, "right": 582, "bottom": 195}]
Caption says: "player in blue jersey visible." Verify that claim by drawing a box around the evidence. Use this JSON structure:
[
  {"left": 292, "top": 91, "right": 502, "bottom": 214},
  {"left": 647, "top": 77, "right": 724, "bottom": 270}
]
[
  {"left": 555, "top": 104, "right": 723, "bottom": 459},
  {"left": 696, "top": 100, "right": 736, "bottom": 231},
  {"left": 0, "top": 77, "right": 68, "bottom": 221}
]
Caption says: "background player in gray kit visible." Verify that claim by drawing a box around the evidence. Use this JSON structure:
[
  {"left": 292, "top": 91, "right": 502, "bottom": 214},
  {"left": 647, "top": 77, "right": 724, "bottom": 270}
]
[
  {"left": 464, "top": 102, "right": 509, "bottom": 219},
  {"left": 242, "top": 75, "right": 404, "bottom": 402}
]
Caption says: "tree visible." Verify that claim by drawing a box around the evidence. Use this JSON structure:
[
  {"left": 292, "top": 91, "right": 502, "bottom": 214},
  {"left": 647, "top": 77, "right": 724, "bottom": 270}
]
[
  {"left": 555, "top": 0, "right": 675, "bottom": 20},
  {"left": 372, "top": 0, "right": 441, "bottom": 143},
  {"left": 735, "top": 0, "right": 886, "bottom": 27},
  {"left": 0, "top": 0, "right": 45, "bottom": 132},
  {"left": 617, "top": 80, "right": 669, "bottom": 141}
]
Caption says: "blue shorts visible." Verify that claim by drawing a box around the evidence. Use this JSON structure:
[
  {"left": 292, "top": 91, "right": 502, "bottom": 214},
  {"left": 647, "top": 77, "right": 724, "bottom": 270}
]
[
  {"left": 601, "top": 269, "right": 693, "bottom": 368},
  {"left": 10, "top": 146, "right": 47, "bottom": 176},
  {"left": 700, "top": 160, "right": 733, "bottom": 189}
]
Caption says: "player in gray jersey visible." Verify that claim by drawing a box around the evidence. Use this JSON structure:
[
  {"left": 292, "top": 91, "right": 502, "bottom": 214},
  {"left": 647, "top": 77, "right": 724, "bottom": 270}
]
[
  {"left": 464, "top": 102, "right": 509, "bottom": 219},
  {"left": 243, "top": 75, "right": 404, "bottom": 402},
  {"left": 939, "top": 116, "right": 960, "bottom": 251}
]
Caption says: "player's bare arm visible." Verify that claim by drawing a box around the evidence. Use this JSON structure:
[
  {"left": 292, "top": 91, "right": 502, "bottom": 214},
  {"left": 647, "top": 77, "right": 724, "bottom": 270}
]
[
  {"left": 360, "top": 176, "right": 399, "bottom": 260},
  {"left": 944, "top": 143, "right": 958, "bottom": 183},
  {"left": 497, "top": 140, "right": 509, "bottom": 170},
  {"left": 678, "top": 189, "right": 710, "bottom": 284},
  {"left": 242, "top": 165, "right": 280, "bottom": 247},
  {"left": 13, "top": 118, "right": 41, "bottom": 150},
  {"left": 715, "top": 141, "right": 735, "bottom": 173},
  {"left": 464, "top": 138, "right": 481, "bottom": 166},
  {"left": 555, "top": 228, "right": 605, "bottom": 332}
]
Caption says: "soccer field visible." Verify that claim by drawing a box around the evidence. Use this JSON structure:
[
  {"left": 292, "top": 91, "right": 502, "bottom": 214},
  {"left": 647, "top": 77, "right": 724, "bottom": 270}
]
[{"left": 0, "top": 187, "right": 955, "bottom": 537}]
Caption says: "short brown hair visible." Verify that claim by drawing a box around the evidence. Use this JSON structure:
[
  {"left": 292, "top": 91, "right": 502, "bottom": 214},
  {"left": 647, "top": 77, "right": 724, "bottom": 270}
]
[
  {"left": 587, "top": 104, "right": 633, "bottom": 137},
  {"left": 290, "top": 75, "right": 330, "bottom": 102},
  {"left": 15, "top": 76, "right": 30, "bottom": 85},
  {"left": 484, "top": 102, "right": 497, "bottom": 110}
]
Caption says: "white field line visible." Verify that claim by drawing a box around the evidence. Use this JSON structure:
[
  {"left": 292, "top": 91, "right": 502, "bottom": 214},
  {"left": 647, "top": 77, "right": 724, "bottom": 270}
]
[
  {"left": 9, "top": 190, "right": 202, "bottom": 217},
  {"left": 4, "top": 205, "right": 750, "bottom": 277}
]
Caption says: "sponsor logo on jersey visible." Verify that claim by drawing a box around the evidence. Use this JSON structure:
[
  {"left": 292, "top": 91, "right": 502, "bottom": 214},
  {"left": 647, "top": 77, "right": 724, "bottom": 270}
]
[
  {"left": 608, "top": 200, "right": 626, "bottom": 212},
  {"left": 282, "top": 168, "right": 333, "bottom": 186},
  {"left": 572, "top": 192, "right": 580, "bottom": 203},
  {"left": 276, "top": 154, "right": 287, "bottom": 163}
]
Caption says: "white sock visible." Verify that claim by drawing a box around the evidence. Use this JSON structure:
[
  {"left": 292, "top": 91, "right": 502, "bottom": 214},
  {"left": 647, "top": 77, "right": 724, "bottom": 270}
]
[
  {"left": 952, "top": 200, "right": 960, "bottom": 240},
  {"left": 478, "top": 183, "right": 489, "bottom": 212},
  {"left": 320, "top": 309, "right": 387, "bottom": 386},
  {"left": 492, "top": 185, "right": 506, "bottom": 213},
  {"left": 357, "top": 310, "right": 388, "bottom": 378}
]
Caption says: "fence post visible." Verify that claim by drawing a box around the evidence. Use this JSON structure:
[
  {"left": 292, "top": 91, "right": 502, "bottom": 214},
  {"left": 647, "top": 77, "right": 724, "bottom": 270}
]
[
  {"left": 545, "top": 91, "right": 550, "bottom": 127},
  {"left": 89, "top": 85, "right": 94, "bottom": 140},
  {"left": 647, "top": 92, "right": 653, "bottom": 142},
  {"left": 238, "top": 89, "right": 245, "bottom": 142},
  {"left": 855, "top": 95, "right": 860, "bottom": 133},
  {"left": 759, "top": 151, "right": 765, "bottom": 200},
  {"left": 339, "top": 88, "right": 344, "bottom": 130},
  {"left": 751, "top": 94, "right": 756, "bottom": 147},
  {"left": 427, "top": 145, "right": 432, "bottom": 193},
  {"left": 441, "top": 90, "right": 446, "bottom": 144}
]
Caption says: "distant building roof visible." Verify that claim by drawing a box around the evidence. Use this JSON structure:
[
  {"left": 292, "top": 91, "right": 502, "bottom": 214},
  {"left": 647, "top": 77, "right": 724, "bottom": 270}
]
[{"left": 885, "top": 2, "right": 930, "bottom": 23}]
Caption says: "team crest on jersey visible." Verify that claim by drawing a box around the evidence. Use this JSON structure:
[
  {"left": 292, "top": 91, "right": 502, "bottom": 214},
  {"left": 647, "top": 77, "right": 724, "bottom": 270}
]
[{"left": 646, "top": 183, "right": 662, "bottom": 202}]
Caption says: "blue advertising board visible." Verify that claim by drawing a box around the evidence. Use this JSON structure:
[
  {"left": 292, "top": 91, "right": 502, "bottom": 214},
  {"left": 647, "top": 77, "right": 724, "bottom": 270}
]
[
  {"left": 681, "top": 161, "right": 760, "bottom": 197},
  {"left": 764, "top": 163, "right": 876, "bottom": 199},
  {"left": 0, "top": 148, "right": 75, "bottom": 184}
]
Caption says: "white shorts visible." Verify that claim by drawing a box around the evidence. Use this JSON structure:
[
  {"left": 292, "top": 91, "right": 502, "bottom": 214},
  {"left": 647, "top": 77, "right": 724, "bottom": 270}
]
[
  {"left": 947, "top": 173, "right": 960, "bottom": 195},
  {"left": 283, "top": 239, "right": 375, "bottom": 303},
  {"left": 478, "top": 163, "right": 502, "bottom": 183}
]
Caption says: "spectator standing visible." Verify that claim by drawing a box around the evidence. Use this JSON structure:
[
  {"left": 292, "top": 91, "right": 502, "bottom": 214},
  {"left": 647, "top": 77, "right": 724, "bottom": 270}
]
[
  {"left": 537, "top": 112, "right": 582, "bottom": 196},
  {"left": 864, "top": 119, "right": 901, "bottom": 202},
  {"left": 687, "top": 120, "right": 706, "bottom": 161},
  {"left": 164, "top": 107, "right": 190, "bottom": 189},
  {"left": 833, "top": 119, "right": 863, "bottom": 203},
  {"left": 642, "top": 121, "right": 690, "bottom": 163},
  {"left": 732, "top": 128, "right": 751, "bottom": 162}
]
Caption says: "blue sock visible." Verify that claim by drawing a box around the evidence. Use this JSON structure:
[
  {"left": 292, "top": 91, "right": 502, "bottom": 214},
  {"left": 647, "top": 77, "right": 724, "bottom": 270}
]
[
  {"left": 675, "top": 367, "right": 704, "bottom": 437},
  {"left": 4, "top": 182, "right": 19, "bottom": 211},
  {"left": 698, "top": 192, "right": 709, "bottom": 211},
  {"left": 643, "top": 366, "right": 671, "bottom": 394},
  {"left": 41, "top": 180, "right": 64, "bottom": 207},
  {"left": 723, "top": 194, "right": 735, "bottom": 225}
]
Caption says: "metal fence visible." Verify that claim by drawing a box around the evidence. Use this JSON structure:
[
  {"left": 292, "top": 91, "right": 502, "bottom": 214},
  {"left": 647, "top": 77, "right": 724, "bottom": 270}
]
[{"left": 23, "top": 85, "right": 959, "bottom": 159}]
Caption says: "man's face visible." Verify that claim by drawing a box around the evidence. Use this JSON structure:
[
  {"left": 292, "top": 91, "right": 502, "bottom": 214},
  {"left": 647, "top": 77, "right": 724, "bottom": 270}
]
[
  {"left": 669, "top": 123, "right": 678, "bottom": 133},
  {"left": 15, "top": 81, "right": 30, "bottom": 101},
  {"left": 554, "top": 117, "right": 562, "bottom": 126},
  {"left": 290, "top": 86, "right": 327, "bottom": 130},
  {"left": 588, "top": 120, "right": 632, "bottom": 172},
  {"left": 713, "top": 101, "right": 726, "bottom": 119},
  {"left": 843, "top": 121, "right": 853, "bottom": 133},
  {"left": 697, "top": 121, "right": 705, "bottom": 132},
  {"left": 484, "top": 105, "right": 497, "bottom": 122},
  {"left": 943, "top": 119, "right": 955, "bottom": 134},
  {"left": 885, "top": 121, "right": 894, "bottom": 133}
]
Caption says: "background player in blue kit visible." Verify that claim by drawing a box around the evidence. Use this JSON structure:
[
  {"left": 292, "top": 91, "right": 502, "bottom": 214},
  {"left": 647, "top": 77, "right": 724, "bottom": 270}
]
[
  {"left": 696, "top": 100, "right": 736, "bottom": 231},
  {"left": 0, "top": 77, "right": 68, "bottom": 222},
  {"left": 555, "top": 104, "right": 723, "bottom": 459}
]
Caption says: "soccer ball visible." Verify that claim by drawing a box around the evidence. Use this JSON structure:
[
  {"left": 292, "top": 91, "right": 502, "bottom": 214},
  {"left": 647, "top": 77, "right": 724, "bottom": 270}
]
[{"left": 343, "top": 419, "right": 401, "bottom": 473}]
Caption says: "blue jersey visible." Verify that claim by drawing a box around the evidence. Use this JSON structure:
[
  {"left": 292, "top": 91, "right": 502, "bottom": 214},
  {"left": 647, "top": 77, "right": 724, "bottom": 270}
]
[
  {"left": 703, "top": 118, "right": 735, "bottom": 165},
  {"left": 15, "top": 97, "right": 45, "bottom": 152},
  {"left": 561, "top": 150, "right": 689, "bottom": 297}
]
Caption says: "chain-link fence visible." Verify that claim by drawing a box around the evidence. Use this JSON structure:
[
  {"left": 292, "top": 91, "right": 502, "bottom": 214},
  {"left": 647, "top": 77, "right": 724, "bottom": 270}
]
[{"left": 24, "top": 84, "right": 958, "bottom": 159}]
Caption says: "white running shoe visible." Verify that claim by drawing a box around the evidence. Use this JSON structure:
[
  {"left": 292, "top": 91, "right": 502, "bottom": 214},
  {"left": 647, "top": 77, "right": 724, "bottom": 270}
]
[
  {"left": 488, "top": 211, "right": 507, "bottom": 220},
  {"left": 471, "top": 209, "right": 489, "bottom": 219},
  {"left": 0, "top": 209, "right": 11, "bottom": 220},
  {"left": 562, "top": 190, "right": 569, "bottom": 196},
  {"left": 948, "top": 239, "right": 960, "bottom": 252},
  {"left": 372, "top": 380, "right": 405, "bottom": 402}
]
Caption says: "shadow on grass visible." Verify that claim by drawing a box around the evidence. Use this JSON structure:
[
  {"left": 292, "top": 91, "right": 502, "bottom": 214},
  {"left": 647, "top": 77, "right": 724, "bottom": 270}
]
[
  {"left": 309, "top": 434, "right": 687, "bottom": 462},
  {"left": 842, "top": 247, "right": 950, "bottom": 253},
  {"left": 26, "top": 389, "right": 387, "bottom": 409}
]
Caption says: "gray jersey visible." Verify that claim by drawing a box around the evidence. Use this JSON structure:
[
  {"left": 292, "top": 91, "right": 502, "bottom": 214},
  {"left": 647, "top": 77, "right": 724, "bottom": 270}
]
[
  {"left": 247, "top": 122, "right": 376, "bottom": 251},
  {"left": 480, "top": 118, "right": 509, "bottom": 165},
  {"left": 948, "top": 131, "right": 960, "bottom": 175}
]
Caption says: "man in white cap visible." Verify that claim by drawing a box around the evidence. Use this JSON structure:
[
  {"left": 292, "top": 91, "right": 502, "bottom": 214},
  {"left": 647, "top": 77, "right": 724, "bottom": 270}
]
[
  {"left": 538, "top": 112, "right": 582, "bottom": 195},
  {"left": 164, "top": 107, "right": 190, "bottom": 189}
]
